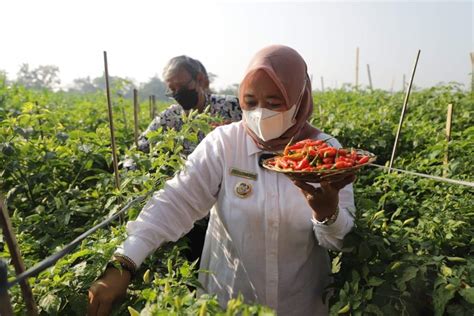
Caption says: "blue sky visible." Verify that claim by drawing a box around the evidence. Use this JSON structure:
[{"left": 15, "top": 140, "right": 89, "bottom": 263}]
[{"left": 1, "top": 0, "right": 472, "bottom": 90}]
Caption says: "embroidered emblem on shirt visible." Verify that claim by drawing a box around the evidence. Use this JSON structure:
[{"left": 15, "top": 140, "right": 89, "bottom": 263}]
[
  {"left": 230, "top": 168, "right": 258, "bottom": 181},
  {"left": 234, "top": 182, "right": 252, "bottom": 198}
]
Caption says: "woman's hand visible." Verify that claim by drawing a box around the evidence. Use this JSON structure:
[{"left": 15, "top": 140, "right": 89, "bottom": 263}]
[
  {"left": 87, "top": 267, "right": 131, "bottom": 316},
  {"left": 292, "top": 174, "right": 356, "bottom": 221}
]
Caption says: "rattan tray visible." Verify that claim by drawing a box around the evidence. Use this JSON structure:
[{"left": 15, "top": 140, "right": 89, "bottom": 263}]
[{"left": 262, "top": 149, "right": 376, "bottom": 183}]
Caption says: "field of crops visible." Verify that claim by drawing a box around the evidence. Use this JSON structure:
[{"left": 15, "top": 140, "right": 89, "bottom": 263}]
[{"left": 0, "top": 79, "right": 473, "bottom": 315}]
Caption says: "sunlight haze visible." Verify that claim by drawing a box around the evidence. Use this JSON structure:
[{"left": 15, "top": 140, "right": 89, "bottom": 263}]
[{"left": 1, "top": 0, "right": 472, "bottom": 91}]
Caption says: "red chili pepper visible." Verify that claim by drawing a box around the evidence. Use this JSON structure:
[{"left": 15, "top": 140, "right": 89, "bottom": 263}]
[
  {"left": 335, "top": 161, "right": 353, "bottom": 169},
  {"left": 317, "top": 148, "right": 329, "bottom": 158},
  {"left": 323, "top": 148, "right": 337, "bottom": 158},
  {"left": 307, "top": 140, "right": 324, "bottom": 147},
  {"left": 287, "top": 143, "right": 305, "bottom": 151},
  {"left": 295, "top": 158, "right": 310, "bottom": 170},
  {"left": 308, "top": 149, "right": 318, "bottom": 156},
  {"left": 337, "top": 149, "right": 348, "bottom": 156},
  {"left": 336, "top": 156, "right": 355, "bottom": 164},
  {"left": 317, "top": 163, "right": 333, "bottom": 170},
  {"left": 323, "top": 157, "right": 334, "bottom": 164},
  {"left": 277, "top": 157, "right": 290, "bottom": 169},
  {"left": 351, "top": 149, "right": 358, "bottom": 160},
  {"left": 357, "top": 156, "right": 370, "bottom": 164}
]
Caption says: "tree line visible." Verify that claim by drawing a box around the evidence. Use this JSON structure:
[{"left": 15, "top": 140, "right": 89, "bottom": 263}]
[{"left": 0, "top": 64, "right": 239, "bottom": 100}]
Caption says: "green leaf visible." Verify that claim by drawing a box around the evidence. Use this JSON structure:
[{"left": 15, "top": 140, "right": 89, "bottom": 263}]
[
  {"left": 365, "top": 304, "right": 383, "bottom": 316},
  {"left": 433, "top": 285, "right": 456, "bottom": 316},
  {"left": 39, "top": 294, "right": 61, "bottom": 314},
  {"left": 400, "top": 266, "right": 418, "bottom": 283},
  {"left": 459, "top": 287, "right": 474, "bottom": 304},
  {"left": 367, "top": 277, "right": 385, "bottom": 287}
]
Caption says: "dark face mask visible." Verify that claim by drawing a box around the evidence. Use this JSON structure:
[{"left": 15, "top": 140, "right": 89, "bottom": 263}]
[{"left": 173, "top": 88, "right": 199, "bottom": 110}]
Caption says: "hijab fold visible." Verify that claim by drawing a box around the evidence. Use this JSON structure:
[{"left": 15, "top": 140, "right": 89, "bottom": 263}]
[{"left": 239, "top": 45, "right": 319, "bottom": 151}]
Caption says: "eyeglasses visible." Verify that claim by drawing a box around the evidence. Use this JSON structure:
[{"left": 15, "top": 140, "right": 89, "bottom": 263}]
[{"left": 165, "top": 78, "right": 195, "bottom": 97}]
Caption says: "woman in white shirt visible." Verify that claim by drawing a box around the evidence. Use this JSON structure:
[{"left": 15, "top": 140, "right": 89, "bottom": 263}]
[{"left": 88, "top": 45, "right": 356, "bottom": 316}]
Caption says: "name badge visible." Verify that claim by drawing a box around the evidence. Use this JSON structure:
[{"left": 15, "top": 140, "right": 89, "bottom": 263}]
[{"left": 229, "top": 167, "right": 258, "bottom": 181}]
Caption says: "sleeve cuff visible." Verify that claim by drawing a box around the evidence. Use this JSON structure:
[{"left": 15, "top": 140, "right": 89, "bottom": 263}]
[
  {"left": 312, "top": 207, "right": 354, "bottom": 237},
  {"left": 115, "top": 235, "right": 160, "bottom": 268}
]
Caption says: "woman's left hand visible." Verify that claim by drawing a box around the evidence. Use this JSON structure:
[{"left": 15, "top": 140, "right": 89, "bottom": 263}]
[{"left": 292, "top": 174, "right": 356, "bottom": 221}]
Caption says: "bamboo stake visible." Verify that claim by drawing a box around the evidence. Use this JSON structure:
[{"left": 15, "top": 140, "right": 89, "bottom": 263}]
[
  {"left": 320, "top": 76, "right": 325, "bottom": 92},
  {"left": 390, "top": 77, "right": 395, "bottom": 94},
  {"left": 355, "top": 47, "right": 359, "bottom": 90},
  {"left": 149, "top": 96, "right": 152, "bottom": 120},
  {"left": 103, "top": 51, "right": 121, "bottom": 190},
  {"left": 133, "top": 89, "right": 139, "bottom": 147},
  {"left": 0, "top": 260, "right": 14, "bottom": 316},
  {"left": 152, "top": 95, "right": 156, "bottom": 118},
  {"left": 470, "top": 52, "right": 474, "bottom": 93},
  {"left": 443, "top": 104, "right": 453, "bottom": 177},
  {"left": 0, "top": 197, "right": 38, "bottom": 316},
  {"left": 388, "top": 50, "right": 421, "bottom": 172},
  {"left": 367, "top": 64, "right": 373, "bottom": 91}
]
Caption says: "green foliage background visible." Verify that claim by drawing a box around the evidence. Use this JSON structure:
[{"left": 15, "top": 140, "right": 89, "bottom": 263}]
[{"left": 0, "top": 77, "right": 473, "bottom": 315}]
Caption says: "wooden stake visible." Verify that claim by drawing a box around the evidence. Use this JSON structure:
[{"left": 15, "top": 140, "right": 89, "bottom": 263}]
[
  {"left": 103, "top": 51, "right": 121, "bottom": 190},
  {"left": 470, "top": 52, "right": 474, "bottom": 94},
  {"left": 0, "top": 197, "right": 38, "bottom": 316},
  {"left": 443, "top": 104, "right": 453, "bottom": 177},
  {"left": 320, "top": 76, "right": 325, "bottom": 92},
  {"left": 355, "top": 47, "right": 359, "bottom": 90},
  {"left": 0, "top": 260, "right": 14, "bottom": 316},
  {"left": 133, "top": 89, "right": 139, "bottom": 147},
  {"left": 390, "top": 77, "right": 395, "bottom": 94},
  {"left": 149, "top": 96, "right": 152, "bottom": 120},
  {"left": 388, "top": 50, "right": 421, "bottom": 172},
  {"left": 152, "top": 95, "right": 156, "bottom": 118},
  {"left": 367, "top": 64, "right": 373, "bottom": 91}
]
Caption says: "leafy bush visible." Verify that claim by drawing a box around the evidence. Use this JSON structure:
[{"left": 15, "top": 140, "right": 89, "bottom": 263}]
[{"left": 0, "top": 83, "right": 472, "bottom": 315}]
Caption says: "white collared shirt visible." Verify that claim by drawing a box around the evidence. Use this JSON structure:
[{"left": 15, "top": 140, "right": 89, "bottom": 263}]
[{"left": 117, "top": 121, "right": 355, "bottom": 315}]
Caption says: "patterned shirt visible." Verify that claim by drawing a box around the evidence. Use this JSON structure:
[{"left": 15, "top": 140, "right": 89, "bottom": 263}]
[{"left": 137, "top": 94, "right": 241, "bottom": 154}]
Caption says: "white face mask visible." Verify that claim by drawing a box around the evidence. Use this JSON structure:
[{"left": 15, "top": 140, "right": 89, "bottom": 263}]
[
  {"left": 243, "top": 105, "right": 299, "bottom": 141},
  {"left": 243, "top": 80, "right": 306, "bottom": 141}
]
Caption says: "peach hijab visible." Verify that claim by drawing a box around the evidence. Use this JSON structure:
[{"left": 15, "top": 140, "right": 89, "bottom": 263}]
[{"left": 239, "top": 45, "right": 319, "bottom": 151}]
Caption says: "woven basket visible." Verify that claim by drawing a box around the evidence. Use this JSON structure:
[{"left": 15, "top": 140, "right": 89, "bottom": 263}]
[{"left": 262, "top": 149, "right": 377, "bottom": 183}]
